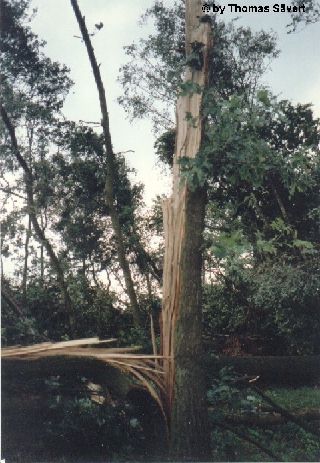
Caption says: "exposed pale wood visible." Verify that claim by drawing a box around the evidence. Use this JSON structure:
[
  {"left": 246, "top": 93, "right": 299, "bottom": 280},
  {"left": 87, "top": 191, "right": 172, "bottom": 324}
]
[
  {"left": 101, "top": 359, "right": 164, "bottom": 375},
  {"left": 2, "top": 350, "right": 169, "bottom": 361},
  {"left": 1, "top": 338, "right": 117, "bottom": 357},
  {"left": 1, "top": 338, "right": 167, "bottom": 422},
  {"left": 161, "top": 0, "right": 212, "bottom": 412},
  {"left": 160, "top": 2, "right": 213, "bottom": 458}
]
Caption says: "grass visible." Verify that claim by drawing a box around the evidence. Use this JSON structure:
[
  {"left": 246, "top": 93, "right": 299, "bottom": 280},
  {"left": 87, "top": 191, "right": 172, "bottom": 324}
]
[
  {"left": 210, "top": 385, "right": 320, "bottom": 461},
  {"left": 265, "top": 386, "right": 320, "bottom": 411},
  {"left": 217, "top": 423, "right": 320, "bottom": 462}
]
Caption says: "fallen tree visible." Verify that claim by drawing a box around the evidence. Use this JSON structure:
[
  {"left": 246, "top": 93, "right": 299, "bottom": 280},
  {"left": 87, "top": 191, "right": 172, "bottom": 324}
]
[
  {"left": 207, "top": 355, "right": 320, "bottom": 386},
  {"left": 3, "top": 352, "right": 319, "bottom": 391},
  {"left": 221, "top": 410, "right": 320, "bottom": 427}
]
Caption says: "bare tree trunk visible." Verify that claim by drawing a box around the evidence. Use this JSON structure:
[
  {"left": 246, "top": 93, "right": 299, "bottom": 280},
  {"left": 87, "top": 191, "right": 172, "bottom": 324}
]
[
  {"left": 145, "top": 272, "right": 153, "bottom": 301},
  {"left": 0, "top": 104, "right": 74, "bottom": 334},
  {"left": 22, "top": 215, "right": 31, "bottom": 304},
  {"left": 40, "top": 212, "right": 45, "bottom": 282},
  {"left": 70, "top": 0, "right": 142, "bottom": 328},
  {"left": 22, "top": 125, "right": 33, "bottom": 303},
  {"left": 90, "top": 260, "right": 100, "bottom": 287},
  {"left": 161, "top": 1, "right": 212, "bottom": 459},
  {"left": 40, "top": 243, "right": 44, "bottom": 281}
]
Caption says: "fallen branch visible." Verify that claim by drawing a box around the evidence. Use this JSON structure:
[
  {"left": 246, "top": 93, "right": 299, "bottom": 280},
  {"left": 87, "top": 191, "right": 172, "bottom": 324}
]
[
  {"left": 207, "top": 355, "right": 320, "bottom": 385},
  {"left": 251, "top": 385, "right": 320, "bottom": 439},
  {"left": 224, "top": 410, "right": 320, "bottom": 426},
  {"left": 218, "top": 422, "right": 282, "bottom": 461}
]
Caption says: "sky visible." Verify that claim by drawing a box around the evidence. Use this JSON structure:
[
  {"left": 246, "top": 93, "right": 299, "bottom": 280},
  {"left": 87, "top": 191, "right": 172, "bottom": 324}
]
[{"left": 30, "top": 0, "right": 320, "bottom": 205}]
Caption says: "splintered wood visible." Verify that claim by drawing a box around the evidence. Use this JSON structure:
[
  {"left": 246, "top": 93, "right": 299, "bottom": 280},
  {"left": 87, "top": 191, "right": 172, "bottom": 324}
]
[
  {"left": 161, "top": 0, "right": 212, "bottom": 412},
  {"left": 1, "top": 338, "right": 167, "bottom": 417}
]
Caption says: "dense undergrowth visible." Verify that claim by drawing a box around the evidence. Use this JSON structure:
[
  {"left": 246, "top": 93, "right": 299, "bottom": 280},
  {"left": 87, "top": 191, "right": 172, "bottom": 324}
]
[{"left": 3, "top": 370, "right": 320, "bottom": 462}]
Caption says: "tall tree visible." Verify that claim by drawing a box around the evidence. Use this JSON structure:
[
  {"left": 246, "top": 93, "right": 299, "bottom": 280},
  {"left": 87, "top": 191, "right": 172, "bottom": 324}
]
[
  {"left": 161, "top": 1, "right": 212, "bottom": 458},
  {"left": 0, "top": 104, "right": 74, "bottom": 330},
  {"left": 70, "top": 0, "right": 143, "bottom": 328},
  {"left": 0, "top": 0, "right": 75, "bottom": 330}
]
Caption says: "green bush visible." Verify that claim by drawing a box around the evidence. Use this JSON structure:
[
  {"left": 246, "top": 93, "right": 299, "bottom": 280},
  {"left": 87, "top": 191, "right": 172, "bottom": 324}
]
[
  {"left": 203, "top": 257, "right": 320, "bottom": 354},
  {"left": 1, "top": 276, "right": 151, "bottom": 347},
  {"left": 44, "top": 394, "right": 146, "bottom": 460},
  {"left": 1, "top": 316, "right": 44, "bottom": 346}
]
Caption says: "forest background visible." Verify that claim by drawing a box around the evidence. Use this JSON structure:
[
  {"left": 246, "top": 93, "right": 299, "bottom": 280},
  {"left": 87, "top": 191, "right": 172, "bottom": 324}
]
[{"left": 1, "top": 0, "right": 320, "bottom": 461}]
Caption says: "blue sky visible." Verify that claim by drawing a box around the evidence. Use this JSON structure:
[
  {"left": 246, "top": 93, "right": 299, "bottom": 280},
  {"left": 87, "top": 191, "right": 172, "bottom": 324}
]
[{"left": 30, "top": 0, "right": 320, "bottom": 204}]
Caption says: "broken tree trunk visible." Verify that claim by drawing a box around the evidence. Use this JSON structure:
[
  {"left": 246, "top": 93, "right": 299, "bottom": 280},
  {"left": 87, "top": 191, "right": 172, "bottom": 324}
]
[{"left": 161, "top": 1, "right": 212, "bottom": 459}]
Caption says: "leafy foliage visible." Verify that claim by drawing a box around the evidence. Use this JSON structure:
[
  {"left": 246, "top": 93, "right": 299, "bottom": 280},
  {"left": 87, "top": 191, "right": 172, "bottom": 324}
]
[
  {"left": 154, "top": 129, "right": 175, "bottom": 167},
  {"left": 0, "top": 0, "right": 72, "bottom": 120},
  {"left": 287, "top": 0, "right": 320, "bottom": 32},
  {"left": 44, "top": 395, "right": 146, "bottom": 460},
  {"left": 203, "top": 257, "right": 320, "bottom": 354},
  {"left": 118, "top": 1, "right": 278, "bottom": 133}
]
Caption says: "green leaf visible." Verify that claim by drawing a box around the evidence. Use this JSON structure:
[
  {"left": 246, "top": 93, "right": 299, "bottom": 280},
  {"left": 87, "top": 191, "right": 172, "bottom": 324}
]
[
  {"left": 179, "top": 81, "right": 202, "bottom": 96},
  {"left": 257, "top": 89, "right": 271, "bottom": 106},
  {"left": 292, "top": 239, "right": 314, "bottom": 250}
]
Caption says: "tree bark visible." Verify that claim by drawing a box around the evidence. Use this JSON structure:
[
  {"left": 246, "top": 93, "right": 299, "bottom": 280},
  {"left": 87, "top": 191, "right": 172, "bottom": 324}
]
[
  {"left": 70, "top": 0, "right": 142, "bottom": 328},
  {"left": 22, "top": 215, "right": 31, "bottom": 304},
  {"left": 161, "top": 1, "right": 212, "bottom": 459},
  {"left": 40, "top": 212, "right": 46, "bottom": 282},
  {"left": 169, "top": 188, "right": 210, "bottom": 460},
  {"left": 0, "top": 103, "right": 74, "bottom": 333}
]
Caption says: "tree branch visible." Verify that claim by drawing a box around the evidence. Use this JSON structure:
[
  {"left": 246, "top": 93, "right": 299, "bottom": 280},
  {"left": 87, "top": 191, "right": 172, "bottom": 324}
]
[
  {"left": 0, "top": 187, "right": 27, "bottom": 201},
  {"left": 70, "top": 0, "right": 142, "bottom": 327},
  {"left": 251, "top": 385, "right": 320, "bottom": 439},
  {"left": 218, "top": 422, "right": 282, "bottom": 461},
  {"left": 0, "top": 105, "right": 33, "bottom": 179},
  {"left": 270, "top": 181, "right": 289, "bottom": 222}
]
